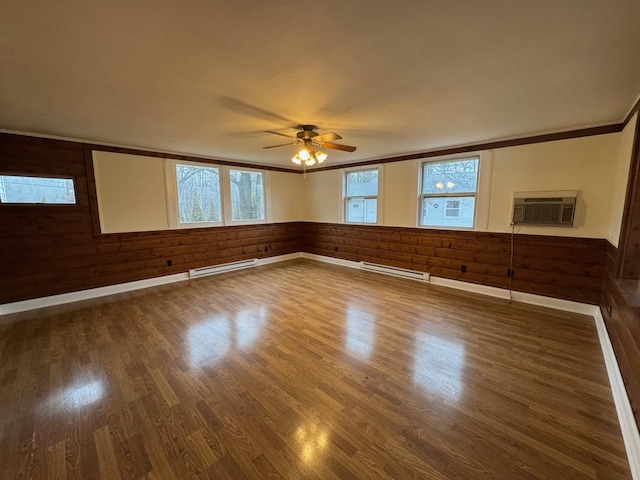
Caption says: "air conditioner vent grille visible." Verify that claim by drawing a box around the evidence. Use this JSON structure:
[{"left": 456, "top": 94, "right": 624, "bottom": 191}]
[{"left": 512, "top": 195, "right": 576, "bottom": 226}]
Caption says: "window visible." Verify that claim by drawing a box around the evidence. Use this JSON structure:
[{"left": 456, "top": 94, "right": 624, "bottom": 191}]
[
  {"left": 420, "top": 157, "right": 479, "bottom": 228},
  {"left": 345, "top": 168, "right": 379, "bottom": 224},
  {"left": 0, "top": 175, "right": 76, "bottom": 204},
  {"left": 229, "top": 169, "right": 264, "bottom": 221},
  {"left": 176, "top": 164, "right": 222, "bottom": 224},
  {"left": 444, "top": 199, "right": 461, "bottom": 218}
]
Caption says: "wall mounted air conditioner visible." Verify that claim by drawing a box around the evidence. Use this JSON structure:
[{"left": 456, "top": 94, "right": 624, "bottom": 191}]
[{"left": 511, "top": 191, "right": 578, "bottom": 226}]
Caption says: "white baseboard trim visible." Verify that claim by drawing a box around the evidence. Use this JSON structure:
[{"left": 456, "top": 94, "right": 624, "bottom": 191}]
[
  {"left": 301, "top": 252, "right": 360, "bottom": 269},
  {"left": 0, "top": 273, "right": 189, "bottom": 317},
  {"left": 302, "top": 253, "right": 597, "bottom": 316},
  {"left": 0, "top": 253, "right": 303, "bottom": 316},
  {"left": 257, "top": 252, "right": 303, "bottom": 265},
  {"left": 594, "top": 309, "right": 640, "bottom": 480},
  {"left": 430, "top": 276, "right": 598, "bottom": 316}
]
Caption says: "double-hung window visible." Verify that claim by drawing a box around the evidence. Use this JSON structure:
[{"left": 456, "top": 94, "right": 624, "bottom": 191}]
[
  {"left": 173, "top": 163, "right": 265, "bottom": 227},
  {"left": 420, "top": 157, "right": 479, "bottom": 228},
  {"left": 344, "top": 168, "right": 379, "bottom": 224}
]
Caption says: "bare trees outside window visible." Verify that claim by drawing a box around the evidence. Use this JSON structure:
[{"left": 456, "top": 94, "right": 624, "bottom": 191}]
[
  {"left": 230, "top": 170, "right": 264, "bottom": 221},
  {"left": 176, "top": 164, "right": 222, "bottom": 224}
]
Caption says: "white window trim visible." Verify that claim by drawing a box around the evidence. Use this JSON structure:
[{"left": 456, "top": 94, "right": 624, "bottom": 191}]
[
  {"left": 417, "top": 152, "right": 492, "bottom": 231},
  {"left": 164, "top": 160, "right": 268, "bottom": 228},
  {"left": 225, "top": 166, "right": 268, "bottom": 225},
  {"left": 343, "top": 165, "right": 383, "bottom": 225}
]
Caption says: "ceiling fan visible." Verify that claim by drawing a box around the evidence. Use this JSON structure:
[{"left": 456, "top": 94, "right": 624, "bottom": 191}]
[{"left": 263, "top": 124, "right": 356, "bottom": 166}]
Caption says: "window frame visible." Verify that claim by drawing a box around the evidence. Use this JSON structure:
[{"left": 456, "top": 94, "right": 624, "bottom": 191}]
[
  {"left": 165, "top": 160, "right": 268, "bottom": 229},
  {"left": 418, "top": 156, "right": 480, "bottom": 230},
  {"left": 0, "top": 173, "right": 77, "bottom": 206},
  {"left": 225, "top": 166, "right": 267, "bottom": 225},
  {"left": 343, "top": 166, "right": 382, "bottom": 225},
  {"left": 166, "top": 160, "right": 225, "bottom": 229}
]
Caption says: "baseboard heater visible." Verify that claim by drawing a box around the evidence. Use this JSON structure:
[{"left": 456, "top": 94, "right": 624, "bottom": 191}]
[
  {"left": 360, "top": 262, "right": 430, "bottom": 282},
  {"left": 189, "top": 259, "right": 258, "bottom": 279}
]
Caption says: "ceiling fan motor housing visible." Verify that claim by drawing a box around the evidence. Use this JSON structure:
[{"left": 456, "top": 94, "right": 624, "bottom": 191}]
[{"left": 296, "top": 125, "right": 319, "bottom": 140}]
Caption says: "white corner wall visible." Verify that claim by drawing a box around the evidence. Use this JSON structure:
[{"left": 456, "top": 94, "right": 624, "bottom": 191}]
[
  {"left": 488, "top": 133, "right": 620, "bottom": 237},
  {"left": 268, "top": 171, "right": 304, "bottom": 223},
  {"left": 608, "top": 113, "right": 638, "bottom": 246},
  {"left": 303, "top": 169, "right": 343, "bottom": 223}
]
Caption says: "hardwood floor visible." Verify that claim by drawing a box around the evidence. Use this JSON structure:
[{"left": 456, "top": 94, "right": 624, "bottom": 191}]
[{"left": 0, "top": 259, "right": 631, "bottom": 479}]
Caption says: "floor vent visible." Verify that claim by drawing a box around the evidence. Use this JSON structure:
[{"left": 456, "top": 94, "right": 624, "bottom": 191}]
[
  {"left": 189, "top": 259, "right": 258, "bottom": 279},
  {"left": 360, "top": 262, "right": 429, "bottom": 282}
]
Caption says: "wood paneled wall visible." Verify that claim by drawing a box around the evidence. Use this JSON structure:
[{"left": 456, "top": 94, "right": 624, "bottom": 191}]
[
  {"left": 601, "top": 242, "right": 640, "bottom": 428},
  {"left": 0, "top": 132, "right": 610, "bottom": 308},
  {"left": 0, "top": 133, "right": 301, "bottom": 304},
  {"left": 301, "top": 222, "right": 606, "bottom": 304}
]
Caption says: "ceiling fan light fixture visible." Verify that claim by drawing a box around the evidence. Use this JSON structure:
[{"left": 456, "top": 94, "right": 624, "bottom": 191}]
[
  {"left": 298, "top": 149, "right": 311, "bottom": 161},
  {"left": 264, "top": 125, "right": 356, "bottom": 167}
]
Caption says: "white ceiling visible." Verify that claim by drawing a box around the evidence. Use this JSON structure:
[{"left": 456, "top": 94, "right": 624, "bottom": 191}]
[{"left": 1, "top": 1, "right": 639, "bottom": 168}]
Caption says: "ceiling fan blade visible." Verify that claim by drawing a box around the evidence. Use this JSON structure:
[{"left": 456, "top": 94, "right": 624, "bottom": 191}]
[
  {"left": 262, "top": 142, "right": 298, "bottom": 149},
  {"left": 265, "top": 130, "right": 297, "bottom": 139},
  {"left": 315, "top": 132, "right": 342, "bottom": 142},
  {"left": 322, "top": 142, "right": 357, "bottom": 152}
]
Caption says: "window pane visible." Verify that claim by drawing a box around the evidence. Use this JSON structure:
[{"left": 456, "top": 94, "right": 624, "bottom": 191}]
[
  {"left": 346, "top": 197, "right": 377, "bottom": 223},
  {"left": 422, "top": 158, "right": 479, "bottom": 194},
  {"left": 230, "top": 170, "right": 264, "bottom": 221},
  {"left": 0, "top": 175, "right": 76, "bottom": 204},
  {"left": 346, "top": 170, "right": 378, "bottom": 196},
  {"left": 176, "top": 164, "right": 221, "bottom": 223},
  {"left": 421, "top": 196, "right": 475, "bottom": 228}
]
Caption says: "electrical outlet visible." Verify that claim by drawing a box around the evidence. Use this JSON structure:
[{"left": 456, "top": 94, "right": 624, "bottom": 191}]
[
  {"left": 167, "top": 260, "right": 172, "bottom": 267},
  {"left": 507, "top": 268, "right": 514, "bottom": 278},
  {"left": 460, "top": 265, "right": 467, "bottom": 273},
  {"left": 335, "top": 246, "right": 338, "bottom": 251}
]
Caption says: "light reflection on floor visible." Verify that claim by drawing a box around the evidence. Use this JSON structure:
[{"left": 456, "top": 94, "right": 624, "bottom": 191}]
[
  {"left": 236, "top": 307, "right": 267, "bottom": 350},
  {"left": 188, "top": 307, "right": 268, "bottom": 367},
  {"left": 345, "top": 306, "right": 376, "bottom": 359},
  {"left": 40, "top": 380, "right": 105, "bottom": 414},
  {"left": 413, "top": 333, "right": 465, "bottom": 402},
  {"left": 188, "top": 316, "right": 231, "bottom": 366},
  {"left": 294, "top": 422, "right": 329, "bottom": 465}
]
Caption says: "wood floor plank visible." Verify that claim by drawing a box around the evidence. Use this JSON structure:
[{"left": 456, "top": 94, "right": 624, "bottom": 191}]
[{"left": 0, "top": 259, "right": 631, "bottom": 479}]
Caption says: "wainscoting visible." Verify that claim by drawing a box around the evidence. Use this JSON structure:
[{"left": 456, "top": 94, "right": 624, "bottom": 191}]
[
  {"left": 601, "top": 241, "right": 640, "bottom": 431},
  {"left": 301, "top": 222, "right": 606, "bottom": 305},
  {"left": 0, "top": 134, "right": 301, "bottom": 304}
]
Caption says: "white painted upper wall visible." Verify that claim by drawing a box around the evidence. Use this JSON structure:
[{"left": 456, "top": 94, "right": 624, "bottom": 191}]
[
  {"left": 93, "top": 151, "right": 169, "bottom": 233},
  {"left": 93, "top": 152, "right": 304, "bottom": 233},
  {"left": 268, "top": 172, "right": 304, "bottom": 223},
  {"left": 303, "top": 131, "right": 631, "bottom": 239},
  {"left": 93, "top": 126, "right": 635, "bottom": 240},
  {"left": 488, "top": 134, "right": 620, "bottom": 237},
  {"left": 608, "top": 113, "right": 637, "bottom": 246}
]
